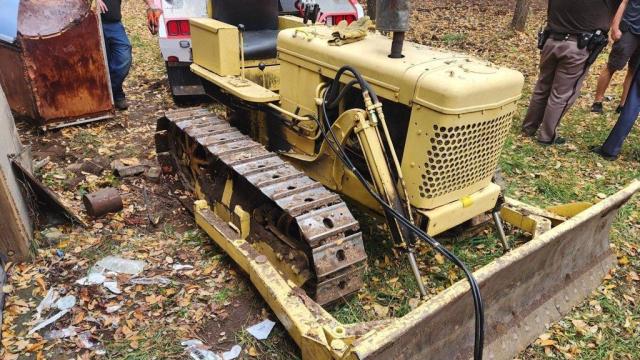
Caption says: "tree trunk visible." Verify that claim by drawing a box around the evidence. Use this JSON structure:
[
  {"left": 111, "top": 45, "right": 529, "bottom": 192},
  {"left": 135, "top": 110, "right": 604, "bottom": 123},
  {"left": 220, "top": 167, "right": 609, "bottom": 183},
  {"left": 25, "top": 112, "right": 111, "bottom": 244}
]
[
  {"left": 367, "top": 0, "right": 376, "bottom": 19},
  {"left": 511, "top": 0, "right": 531, "bottom": 32}
]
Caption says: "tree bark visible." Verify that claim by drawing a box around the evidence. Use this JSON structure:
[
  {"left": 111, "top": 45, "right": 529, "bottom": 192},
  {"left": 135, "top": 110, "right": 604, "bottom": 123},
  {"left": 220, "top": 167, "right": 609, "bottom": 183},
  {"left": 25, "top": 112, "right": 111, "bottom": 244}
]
[
  {"left": 367, "top": 0, "right": 376, "bottom": 19},
  {"left": 511, "top": 0, "right": 531, "bottom": 32}
]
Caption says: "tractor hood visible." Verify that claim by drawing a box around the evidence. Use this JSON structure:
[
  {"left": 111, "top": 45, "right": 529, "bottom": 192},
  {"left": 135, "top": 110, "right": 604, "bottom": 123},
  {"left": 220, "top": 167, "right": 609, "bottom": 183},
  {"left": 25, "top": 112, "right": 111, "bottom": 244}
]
[{"left": 277, "top": 26, "right": 524, "bottom": 114}]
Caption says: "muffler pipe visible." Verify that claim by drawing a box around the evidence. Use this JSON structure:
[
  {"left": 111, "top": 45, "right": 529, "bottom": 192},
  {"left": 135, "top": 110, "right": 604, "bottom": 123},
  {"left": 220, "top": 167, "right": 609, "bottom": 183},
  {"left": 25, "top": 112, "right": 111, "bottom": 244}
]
[
  {"left": 390, "top": 32, "right": 405, "bottom": 58},
  {"left": 375, "top": 0, "right": 409, "bottom": 58}
]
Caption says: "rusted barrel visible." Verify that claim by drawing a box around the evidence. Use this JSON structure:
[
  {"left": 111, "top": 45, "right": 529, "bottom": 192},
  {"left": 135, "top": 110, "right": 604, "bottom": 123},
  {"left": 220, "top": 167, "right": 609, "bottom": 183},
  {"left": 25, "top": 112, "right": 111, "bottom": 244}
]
[
  {"left": 0, "top": 0, "right": 114, "bottom": 129},
  {"left": 82, "top": 188, "right": 123, "bottom": 217}
]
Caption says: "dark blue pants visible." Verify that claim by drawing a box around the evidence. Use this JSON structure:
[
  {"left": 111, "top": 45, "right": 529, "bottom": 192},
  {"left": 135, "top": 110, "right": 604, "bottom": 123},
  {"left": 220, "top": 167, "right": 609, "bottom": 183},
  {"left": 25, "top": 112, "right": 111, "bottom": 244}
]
[
  {"left": 601, "top": 65, "right": 640, "bottom": 157},
  {"left": 102, "top": 21, "right": 132, "bottom": 101}
]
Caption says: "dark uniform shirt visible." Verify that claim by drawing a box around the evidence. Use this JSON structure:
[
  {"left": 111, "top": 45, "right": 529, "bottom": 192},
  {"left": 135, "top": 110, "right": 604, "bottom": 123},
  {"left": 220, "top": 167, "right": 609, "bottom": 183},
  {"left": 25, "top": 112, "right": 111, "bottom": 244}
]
[
  {"left": 623, "top": 0, "right": 640, "bottom": 34},
  {"left": 547, "top": 0, "right": 619, "bottom": 33},
  {"left": 101, "top": 0, "right": 122, "bottom": 23}
]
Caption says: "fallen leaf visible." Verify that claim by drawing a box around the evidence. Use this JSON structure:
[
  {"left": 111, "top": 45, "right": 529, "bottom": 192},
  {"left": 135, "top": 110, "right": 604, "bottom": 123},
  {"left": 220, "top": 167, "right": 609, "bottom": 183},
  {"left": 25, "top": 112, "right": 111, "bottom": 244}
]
[
  {"left": 373, "top": 303, "right": 389, "bottom": 317},
  {"left": 618, "top": 256, "right": 630, "bottom": 266},
  {"left": 572, "top": 319, "right": 588, "bottom": 335},
  {"left": 539, "top": 339, "right": 556, "bottom": 346},
  {"left": 248, "top": 346, "right": 258, "bottom": 357}
]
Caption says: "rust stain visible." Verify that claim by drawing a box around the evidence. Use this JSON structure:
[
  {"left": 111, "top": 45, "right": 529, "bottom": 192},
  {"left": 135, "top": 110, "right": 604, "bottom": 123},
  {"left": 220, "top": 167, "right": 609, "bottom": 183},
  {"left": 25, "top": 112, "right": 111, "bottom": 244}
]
[
  {"left": 22, "top": 12, "right": 112, "bottom": 123},
  {"left": 0, "top": 43, "right": 36, "bottom": 118}
]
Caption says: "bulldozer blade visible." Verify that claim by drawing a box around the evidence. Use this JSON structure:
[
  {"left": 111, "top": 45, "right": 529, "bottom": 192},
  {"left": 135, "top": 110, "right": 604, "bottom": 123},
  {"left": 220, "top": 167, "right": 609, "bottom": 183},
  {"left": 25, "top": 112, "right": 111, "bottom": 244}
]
[
  {"left": 351, "top": 181, "right": 639, "bottom": 360},
  {"left": 194, "top": 181, "right": 638, "bottom": 360}
]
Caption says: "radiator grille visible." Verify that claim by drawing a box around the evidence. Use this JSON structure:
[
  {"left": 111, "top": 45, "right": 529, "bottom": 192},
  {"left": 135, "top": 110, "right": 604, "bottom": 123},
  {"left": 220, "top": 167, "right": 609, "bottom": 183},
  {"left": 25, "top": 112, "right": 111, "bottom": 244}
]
[{"left": 418, "top": 112, "right": 513, "bottom": 199}]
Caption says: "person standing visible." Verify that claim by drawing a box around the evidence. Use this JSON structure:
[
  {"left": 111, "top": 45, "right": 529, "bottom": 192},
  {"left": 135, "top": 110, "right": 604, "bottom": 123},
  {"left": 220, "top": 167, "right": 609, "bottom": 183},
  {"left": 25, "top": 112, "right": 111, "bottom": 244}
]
[
  {"left": 591, "top": 62, "right": 640, "bottom": 160},
  {"left": 591, "top": 0, "right": 640, "bottom": 114},
  {"left": 97, "top": 0, "right": 161, "bottom": 110},
  {"left": 521, "top": 0, "right": 622, "bottom": 145}
]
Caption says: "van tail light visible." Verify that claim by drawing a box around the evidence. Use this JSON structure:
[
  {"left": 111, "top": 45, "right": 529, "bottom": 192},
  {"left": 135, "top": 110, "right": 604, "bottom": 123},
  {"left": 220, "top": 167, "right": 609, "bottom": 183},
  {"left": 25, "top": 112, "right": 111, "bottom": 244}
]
[
  {"left": 166, "top": 20, "right": 190, "bottom": 36},
  {"left": 168, "top": 56, "right": 179, "bottom": 63},
  {"left": 330, "top": 15, "right": 355, "bottom": 25}
]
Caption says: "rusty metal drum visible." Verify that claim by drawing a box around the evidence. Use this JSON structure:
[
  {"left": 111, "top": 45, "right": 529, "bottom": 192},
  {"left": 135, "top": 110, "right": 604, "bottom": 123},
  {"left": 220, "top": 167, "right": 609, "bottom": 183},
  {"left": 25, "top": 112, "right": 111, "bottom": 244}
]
[
  {"left": 82, "top": 187, "right": 123, "bottom": 217},
  {"left": 0, "top": 0, "right": 114, "bottom": 129}
]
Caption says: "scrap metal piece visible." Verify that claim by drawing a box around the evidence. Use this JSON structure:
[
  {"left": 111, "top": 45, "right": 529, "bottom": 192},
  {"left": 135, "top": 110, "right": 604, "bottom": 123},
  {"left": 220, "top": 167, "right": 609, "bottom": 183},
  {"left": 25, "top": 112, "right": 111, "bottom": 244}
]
[{"left": 82, "top": 188, "right": 123, "bottom": 218}]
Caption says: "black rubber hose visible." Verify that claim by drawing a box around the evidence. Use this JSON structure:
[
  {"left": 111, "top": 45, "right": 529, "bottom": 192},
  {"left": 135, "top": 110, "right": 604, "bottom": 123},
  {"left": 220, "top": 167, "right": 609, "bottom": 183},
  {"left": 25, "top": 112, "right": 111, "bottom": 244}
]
[
  {"left": 326, "top": 79, "right": 359, "bottom": 110},
  {"left": 329, "top": 65, "right": 379, "bottom": 104},
  {"left": 320, "top": 66, "right": 485, "bottom": 360}
]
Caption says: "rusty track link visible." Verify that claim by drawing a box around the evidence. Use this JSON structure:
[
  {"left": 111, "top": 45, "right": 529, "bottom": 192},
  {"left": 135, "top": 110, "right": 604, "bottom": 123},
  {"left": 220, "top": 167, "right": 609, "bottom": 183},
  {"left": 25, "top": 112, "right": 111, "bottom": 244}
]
[{"left": 155, "top": 107, "right": 367, "bottom": 304}]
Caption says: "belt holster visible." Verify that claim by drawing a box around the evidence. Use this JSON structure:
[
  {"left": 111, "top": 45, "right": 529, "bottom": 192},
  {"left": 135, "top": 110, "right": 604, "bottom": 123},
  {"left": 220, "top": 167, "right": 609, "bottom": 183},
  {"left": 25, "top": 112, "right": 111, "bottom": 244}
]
[
  {"left": 586, "top": 29, "right": 609, "bottom": 66},
  {"left": 537, "top": 28, "right": 550, "bottom": 50}
]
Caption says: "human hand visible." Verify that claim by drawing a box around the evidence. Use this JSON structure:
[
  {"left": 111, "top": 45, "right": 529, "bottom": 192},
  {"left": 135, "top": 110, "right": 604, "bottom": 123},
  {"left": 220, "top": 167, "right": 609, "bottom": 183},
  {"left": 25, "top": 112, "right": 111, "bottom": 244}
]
[
  {"left": 611, "top": 27, "right": 623, "bottom": 42},
  {"left": 97, "top": 0, "right": 108, "bottom": 13},
  {"left": 147, "top": 8, "right": 163, "bottom": 35}
]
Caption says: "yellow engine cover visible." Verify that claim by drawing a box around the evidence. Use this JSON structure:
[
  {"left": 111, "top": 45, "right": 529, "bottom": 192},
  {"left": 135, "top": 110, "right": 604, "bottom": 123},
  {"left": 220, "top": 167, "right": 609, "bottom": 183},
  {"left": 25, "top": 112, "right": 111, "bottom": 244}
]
[{"left": 277, "top": 27, "right": 524, "bottom": 210}]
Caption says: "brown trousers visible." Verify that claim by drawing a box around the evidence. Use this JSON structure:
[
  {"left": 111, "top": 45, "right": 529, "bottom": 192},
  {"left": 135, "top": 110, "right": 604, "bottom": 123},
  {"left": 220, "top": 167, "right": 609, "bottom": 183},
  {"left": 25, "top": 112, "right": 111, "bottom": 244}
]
[{"left": 522, "top": 39, "right": 590, "bottom": 142}]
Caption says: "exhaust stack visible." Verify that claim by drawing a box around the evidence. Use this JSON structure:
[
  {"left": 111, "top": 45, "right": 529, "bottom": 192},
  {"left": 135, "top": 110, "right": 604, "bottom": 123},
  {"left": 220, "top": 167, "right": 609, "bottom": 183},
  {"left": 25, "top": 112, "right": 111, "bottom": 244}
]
[{"left": 375, "top": 0, "right": 409, "bottom": 58}]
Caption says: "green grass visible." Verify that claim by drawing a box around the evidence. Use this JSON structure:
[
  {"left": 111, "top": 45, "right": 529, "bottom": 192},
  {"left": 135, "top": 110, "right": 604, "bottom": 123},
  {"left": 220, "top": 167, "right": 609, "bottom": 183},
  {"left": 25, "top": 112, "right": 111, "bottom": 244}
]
[
  {"left": 105, "top": 327, "right": 183, "bottom": 359},
  {"left": 77, "top": 233, "right": 121, "bottom": 264},
  {"left": 441, "top": 32, "right": 466, "bottom": 44},
  {"left": 213, "top": 287, "right": 231, "bottom": 304}
]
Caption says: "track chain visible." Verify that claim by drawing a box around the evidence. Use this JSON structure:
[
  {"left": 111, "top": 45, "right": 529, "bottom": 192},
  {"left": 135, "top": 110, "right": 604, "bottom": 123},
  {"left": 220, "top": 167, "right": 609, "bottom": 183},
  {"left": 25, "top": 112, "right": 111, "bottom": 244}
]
[{"left": 156, "top": 107, "right": 367, "bottom": 304}]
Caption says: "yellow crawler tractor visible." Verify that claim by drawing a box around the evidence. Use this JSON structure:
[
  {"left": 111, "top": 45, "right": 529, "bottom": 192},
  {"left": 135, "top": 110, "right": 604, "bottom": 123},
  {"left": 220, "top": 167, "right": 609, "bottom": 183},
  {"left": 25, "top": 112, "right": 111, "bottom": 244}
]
[{"left": 155, "top": 1, "right": 639, "bottom": 359}]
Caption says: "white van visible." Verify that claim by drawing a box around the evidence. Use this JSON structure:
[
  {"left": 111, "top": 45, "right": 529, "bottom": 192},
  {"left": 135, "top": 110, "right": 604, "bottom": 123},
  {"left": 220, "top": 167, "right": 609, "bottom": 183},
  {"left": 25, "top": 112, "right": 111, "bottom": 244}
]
[{"left": 156, "top": 0, "right": 208, "bottom": 101}]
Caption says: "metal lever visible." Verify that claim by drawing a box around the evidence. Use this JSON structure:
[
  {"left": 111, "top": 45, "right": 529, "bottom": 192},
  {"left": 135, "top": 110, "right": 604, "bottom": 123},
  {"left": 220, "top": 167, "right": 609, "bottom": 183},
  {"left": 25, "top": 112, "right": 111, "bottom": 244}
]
[
  {"left": 408, "top": 248, "right": 427, "bottom": 296},
  {"left": 493, "top": 211, "right": 510, "bottom": 252},
  {"left": 492, "top": 195, "right": 510, "bottom": 252},
  {"left": 258, "top": 62, "right": 266, "bottom": 87},
  {"left": 238, "top": 24, "right": 246, "bottom": 80}
]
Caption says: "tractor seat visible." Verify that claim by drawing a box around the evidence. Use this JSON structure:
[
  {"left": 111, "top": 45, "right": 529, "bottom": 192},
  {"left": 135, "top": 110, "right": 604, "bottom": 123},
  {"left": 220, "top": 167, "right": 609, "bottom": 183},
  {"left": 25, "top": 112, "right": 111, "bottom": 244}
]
[
  {"left": 213, "top": 0, "right": 280, "bottom": 60},
  {"left": 242, "top": 30, "right": 279, "bottom": 60}
]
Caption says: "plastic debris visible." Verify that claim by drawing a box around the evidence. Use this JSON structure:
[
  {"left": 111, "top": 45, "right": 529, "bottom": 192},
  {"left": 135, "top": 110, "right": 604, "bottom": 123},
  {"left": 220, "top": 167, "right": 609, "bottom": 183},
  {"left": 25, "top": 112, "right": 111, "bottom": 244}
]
[
  {"left": 222, "top": 345, "right": 242, "bottom": 360},
  {"left": 105, "top": 304, "right": 123, "bottom": 313},
  {"left": 45, "top": 326, "right": 78, "bottom": 340},
  {"left": 75, "top": 272, "right": 107, "bottom": 286},
  {"left": 55, "top": 295, "right": 76, "bottom": 310},
  {"left": 103, "top": 281, "right": 121, "bottom": 294},
  {"left": 130, "top": 276, "right": 171, "bottom": 286},
  {"left": 29, "top": 309, "right": 69, "bottom": 335},
  {"left": 181, "top": 339, "right": 222, "bottom": 360},
  {"left": 76, "top": 331, "right": 96, "bottom": 349},
  {"left": 35, "top": 288, "right": 59, "bottom": 319},
  {"left": 55, "top": 249, "right": 65, "bottom": 257},
  {"left": 172, "top": 264, "right": 194, "bottom": 271},
  {"left": 92, "top": 256, "right": 145, "bottom": 275},
  {"left": 246, "top": 319, "right": 276, "bottom": 340}
]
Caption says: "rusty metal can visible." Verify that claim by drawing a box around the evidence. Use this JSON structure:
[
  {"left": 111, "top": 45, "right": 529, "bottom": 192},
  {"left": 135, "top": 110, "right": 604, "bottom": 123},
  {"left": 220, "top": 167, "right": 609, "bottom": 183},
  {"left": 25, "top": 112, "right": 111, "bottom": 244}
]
[{"left": 82, "top": 188, "right": 123, "bottom": 217}]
